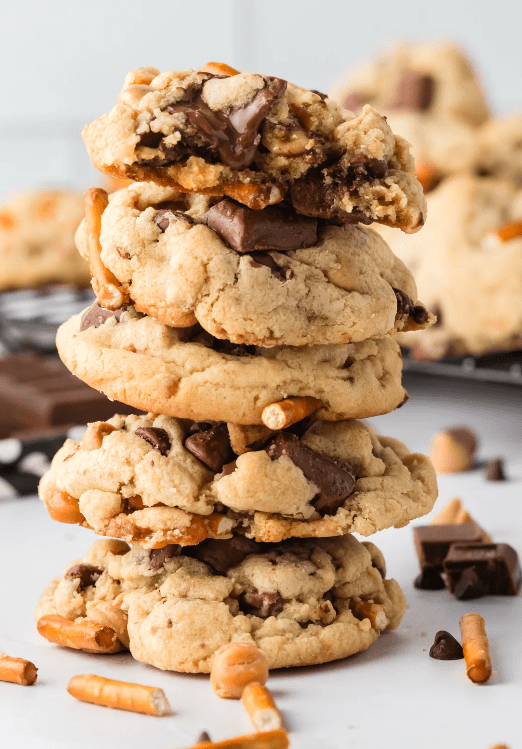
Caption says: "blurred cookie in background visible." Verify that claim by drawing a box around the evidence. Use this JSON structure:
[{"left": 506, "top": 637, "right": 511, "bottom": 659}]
[
  {"left": 475, "top": 113, "right": 522, "bottom": 184},
  {"left": 330, "top": 42, "right": 490, "bottom": 189},
  {"left": 379, "top": 175, "right": 522, "bottom": 359},
  {"left": 0, "top": 189, "right": 90, "bottom": 290}
]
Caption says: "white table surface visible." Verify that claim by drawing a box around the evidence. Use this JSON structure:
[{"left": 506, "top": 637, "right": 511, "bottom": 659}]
[{"left": 1, "top": 374, "right": 521, "bottom": 749}]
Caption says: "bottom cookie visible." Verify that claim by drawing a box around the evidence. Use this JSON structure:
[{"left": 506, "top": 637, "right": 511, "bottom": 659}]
[{"left": 35, "top": 534, "right": 405, "bottom": 672}]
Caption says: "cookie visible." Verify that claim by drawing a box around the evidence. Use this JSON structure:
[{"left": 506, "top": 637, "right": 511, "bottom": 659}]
[
  {"left": 83, "top": 65, "right": 426, "bottom": 233},
  {"left": 75, "top": 182, "right": 429, "bottom": 346},
  {"left": 474, "top": 113, "right": 522, "bottom": 184},
  {"left": 56, "top": 303, "right": 408, "bottom": 424},
  {"left": 35, "top": 538, "right": 131, "bottom": 651},
  {"left": 36, "top": 535, "right": 405, "bottom": 671},
  {"left": 39, "top": 413, "right": 437, "bottom": 548},
  {"left": 381, "top": 175, "right": 522, "bottom": 358},
  {"left": 331, "top": 42, "right": 490, "bottom": 128},
  {"left": 0, "top": 189, "right": 90, "bottom": 290}
]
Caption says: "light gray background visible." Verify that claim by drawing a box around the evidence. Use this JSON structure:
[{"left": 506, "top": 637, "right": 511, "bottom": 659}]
[{"left": 0, "top": 0, "right": 520, "bottom": 198}]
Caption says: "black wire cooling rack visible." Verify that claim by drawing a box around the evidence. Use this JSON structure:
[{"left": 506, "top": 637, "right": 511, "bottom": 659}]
[{"left": 402, "top": 348, "right": 522, "bottom": 386}]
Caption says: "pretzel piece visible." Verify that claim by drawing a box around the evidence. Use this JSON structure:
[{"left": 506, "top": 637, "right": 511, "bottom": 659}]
[
  {"left": 484, "top": 219, "right": 522, "bottom": 250},
  {"left": 202, "top": 62, "right": 240, "bottom": 76},
  {"left": 241, "top": 683, "right": 282, "bottom": 732},
  {"left": 192, "top": 730, "right": 289, "bottom": 749},
  {"left": 67, "top": 674, "right": 170, "bottom": 715},
  {"left": 85, "top": 188, "right": 128, "bottom": 310},
  {"left": 460, "top": 613, "right": 492, "bottom": 684},
  {"left": 0, "top": 653, "right": 38, "bottom": 686},
  {"left": 43, "top": 488, "right": 85, "bottom": 524},
  {"left": 81, "top": 421, "right": 117, "bottom": 451},
  {"left": 261, "top": 397, "right": 321, "bottom": 431},
  {"left": 37, "top": 615, "right": 120, "bottom": 654},
  {"left": 414, "top": 162, "right": 441, "bottom": 193},
  {"left": 431, "top": 498, "right": 492, "bottom": 542},
  {"left": 349, "top": 599, "right": 389, "bottom": 631},
  {"left": 211, "top": 642, "right": 268, "bottom": 699},
  {"left": 227, "top": 424, "right": 275, "bottom": 455}
]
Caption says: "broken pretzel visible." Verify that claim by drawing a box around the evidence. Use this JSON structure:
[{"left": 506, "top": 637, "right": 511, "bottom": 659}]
[{"left": 67, "top": 673, "right": 170, "bottom": 715}]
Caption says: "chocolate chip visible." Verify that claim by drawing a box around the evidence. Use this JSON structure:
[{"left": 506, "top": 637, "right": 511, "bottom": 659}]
[
  {"left": 220, "top": 459, "right": 237, "bottom": 476},
  {"left": 429, "top": 631, "right": 464, "bottom": 660},
  {"left": 448, "top": 427, "right": 478, "bottom": 456},
  {"left": 80, "top": 302, "right": 127, "bottom": 331},
  {"left": 189, "top": 536, "right": 259, "bottom": 574},
  {"left": 153, "top": 200, "right": 197, "bottom": 232},
  {"left": 485, "top": 458, "right": 506, "bottom": 482},
  {"left": 239, "top": 590, "right": 284, "bottom": 618},
  {"left": 134, "top": 427, "right": 171, "bottom": 456},
  {"left": 149, "top": 544, "right": 182, "bottom": 570},
  {"left": 266, "top": 433, "right": 357, "bottom": 515},
  {"left": 343, "top": 92, "right": 367, "bottom": 111},
  {"left": 163, "top": 76, "right": 287, "bottom": 170},
  {"left": 137, "top": 130, "right": 163, "bottom": 148},
  {"left": 347, "top": 152, "right": 388, "bottom": 187},
  {"left": 391, "top": 72, "right": 435, "bottom": 111},
  {"left": 393, "top": 288, "right": 429, "bottom": 324},
  {"left": 249, "top": 252, "right": 294, "bottom": 281},
  {"left": 201, "top": 198, "right": 318, "bottom": 253},
  {"left": 188, "top": 421, "right": 214, "bottom": 435},
  {"left": 184, "top": 423, "right": 233, "bottom": 472},
  {"left": 65, "top": 563, "right": 102, "bottom": 589},
  {"left": 284, "top": 415, "right": 317, "bottom": 439},
  {"left": 197, "top": 732, "right": 211, "bottom": 744},
  {"left": 413, "top": 568, "right": 446, "bottom": 590}
]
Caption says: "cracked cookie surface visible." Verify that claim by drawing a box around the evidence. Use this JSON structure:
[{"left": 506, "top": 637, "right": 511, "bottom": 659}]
[
  {"left": 39, "top": 413, "right": 437, "bottom": 548},
  {"left": 83, "top": 65, "right": 425, "bottom": 233},
  {"left": 75, "top": 182, "right": 429, "bottom": 346},
  {"left": 56, "top": 303, "right": 407, "bottom": 424},
  {"left": 0, "top": 189, "right": 89, "bottom": 290},
  {"left": 36, "top": 535, "right": 405, "bottom": 671}
]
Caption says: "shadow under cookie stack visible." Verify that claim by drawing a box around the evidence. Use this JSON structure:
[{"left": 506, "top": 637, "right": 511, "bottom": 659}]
[{"left": 36, "top": 62, "right": 438, "bottom": 674}]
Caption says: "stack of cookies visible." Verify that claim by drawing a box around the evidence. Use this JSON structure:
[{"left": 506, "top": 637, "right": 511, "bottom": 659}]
[{"left": 36, "top": 62, "right": 437, "bottom": 673}]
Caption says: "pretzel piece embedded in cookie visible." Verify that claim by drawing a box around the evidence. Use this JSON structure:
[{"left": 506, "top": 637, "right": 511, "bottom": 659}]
[
  {"left": 261, "top": 397, "right": 321, "bottom": 430},
  {"left": 37, "top": 615, "right": 121, "bottom": 653},
  {"left": 85, "top": 188, "right": 129, "bottom": 310},
  {"left": 67, "top": 674, "right": 171, "bottom": 715},
  {"left": 202, "top": 62, "right": 240, "bottom": 77},
  {"left": 349, "top": 599, "right": 389, "bottom": 631}
]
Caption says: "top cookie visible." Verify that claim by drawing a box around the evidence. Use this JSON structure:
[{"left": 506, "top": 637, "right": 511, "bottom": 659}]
[
  {"left": 0, "top": 189, "right": 89, "bottom": 290},
  {"left": 75, "top": 182, "right": 429, "bottom": 346},
  {"left": 83, "top": 64, "right": 426, "bottom": 233},
  {"left": 331, "top": 42, "right": 490, "bottom": 128}
]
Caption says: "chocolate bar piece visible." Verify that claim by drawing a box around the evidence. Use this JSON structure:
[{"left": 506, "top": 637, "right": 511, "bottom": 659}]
[
  {"left": 0, "top": 351, "right": 134, "bottom": 433},
  {"left": 413, "top": 523, "right": 484, "bottom": 571},
  {"left": 443, "top": 542, "right": 521, "bottom": 599}
]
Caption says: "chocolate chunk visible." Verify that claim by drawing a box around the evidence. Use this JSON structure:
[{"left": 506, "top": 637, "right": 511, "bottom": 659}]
[
  {"left": 266, "top": 433, "right": 357, "bottom": 515},
  {"left": 239, "top": 590, "right": 284, "bottom": 618},
  {"left": 284, "top": 415, "right": 317, "bottom": 439},
  {"left": 184, "top": 423, "right": 233, "bottom": 472},
  {"left": 65, "top": 563, "right": 102, "bottom": 589},
  {"left": 189, "top": 536, "right": 259, "bottom": 575},
  {"left": 249, "top": 252, "right": 294, "bottom": 281},
  {"left": 201, "top": 198, "right": 318, "bottom": 253},
  {"left": 429, "top": 631, "right": 464, "bottom": 660},
  {"left": 149, "top": 544, "right": 182, "bottom": 570},
  {"left": 452, "top": 567, "right": 490, "bottom": 600},
  {"left": 80, "top": 302, "right": 127, "bottom": 332},
  {"left": 391, "top": 72, "right": 435, "bottom": 111},
  {"left": 134, "top": 427, "right": 171, "bottom": 456},
  {"left": 188, "top": 421, "right": 214, "bottom": 435},
  {"left": 393, "top": 288, "right": 429, "bottom": 324},
  {"left": 197, "top": 732, "right": 211, "bottom": 743},
  {"left": 153, "top": 201, "right": 196, "bottom": 232},
  {"left": 413, "top": 523, "right": 484, "bottom": 572},
  {"left": 485, "top": 458, "right": 506, "bottom": 482},
  {"left": 443, "top": 542, "right": 521, "bottom": 597},
  {"left": 414, "top": 568, "right": 446, "bottom": 590},
  {"left": 288, "top": 156, "right": 388, "bottom": 223},
  {"left": 220, "top": 458, "right": 237, "bottom": 476},
  {"left": 164, "top": 76, "right": 287, "bottom": 170},
  {"left": 137, "top": 130, "right": 163, "bottom": 149},
  {"left": 343, "top": 91, "right": 367, "bottom": 111}
]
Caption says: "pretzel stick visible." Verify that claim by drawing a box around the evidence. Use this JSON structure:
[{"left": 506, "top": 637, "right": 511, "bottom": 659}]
[
  {"left": 67, "top": 674, "right": 170, "bottom": 716},
  {"left": 85, "top": 188, "right": 128, "bottom": 310},
  {"left": 460, "top": 613, "right": 492, "bottom": 684},
  {"left": 349, "top": 599, "right": 389, "bottom": 631},
  {"left": 37, "top": 615, "right": 119, "bottom": 653},
  {"left": 241, "top": 683, "right": 282, "bottom": 732},
  {"left": 192, "top": 729, "right": 289, "bottom": 749},
  {"left": 0, "top": 653, "right": 38, "bottom": 686},
  {"left": 261, "top": 397, "right": 321, "bottom": 430},
  {"left": 484, "top": 219, "right": 522, "bottom": 250}
]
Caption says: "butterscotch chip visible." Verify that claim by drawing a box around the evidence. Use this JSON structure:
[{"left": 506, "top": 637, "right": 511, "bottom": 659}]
[{"left": 430, "top": 426, "right": 477, "bottom": 472}]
